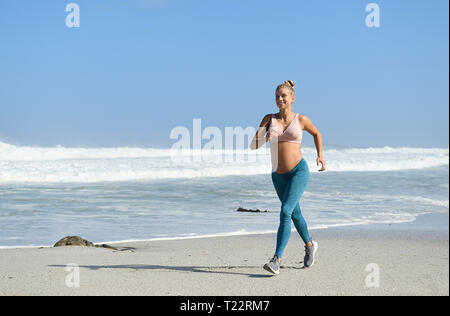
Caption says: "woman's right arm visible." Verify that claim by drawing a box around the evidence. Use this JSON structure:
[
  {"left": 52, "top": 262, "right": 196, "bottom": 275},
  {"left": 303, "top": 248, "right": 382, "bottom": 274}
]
[{"left": 250, "top": 114, "right": 272, "bottom": 150}]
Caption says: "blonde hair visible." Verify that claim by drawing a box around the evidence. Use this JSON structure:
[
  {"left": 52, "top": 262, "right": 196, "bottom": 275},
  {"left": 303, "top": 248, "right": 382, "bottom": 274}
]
[{"left": 276, "top": 80, "right": 295, "bottom": 96}]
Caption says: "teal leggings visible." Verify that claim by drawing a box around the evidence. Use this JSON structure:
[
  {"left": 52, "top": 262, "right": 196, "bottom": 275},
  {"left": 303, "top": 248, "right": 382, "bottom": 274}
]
[{"left": 271, "top": 158, "right": 311, "bottom": 258}]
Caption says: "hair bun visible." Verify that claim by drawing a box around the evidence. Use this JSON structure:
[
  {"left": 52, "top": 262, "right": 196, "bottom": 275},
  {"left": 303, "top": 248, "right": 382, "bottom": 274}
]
[
  {"left": 276, "top": 80, "right": 296, "bottom": 95},
  {"left": 284, "top": 80, "right": 295, "bottom": 88}
]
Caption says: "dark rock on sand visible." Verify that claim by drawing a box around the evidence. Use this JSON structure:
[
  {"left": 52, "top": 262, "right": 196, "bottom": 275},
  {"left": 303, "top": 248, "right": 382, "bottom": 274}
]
[
  {"left": 54, "top": 236, "right": 95, "bottom": 247},
  {"left": 236, "top": 207, "right": 269, "bottom": 213}
]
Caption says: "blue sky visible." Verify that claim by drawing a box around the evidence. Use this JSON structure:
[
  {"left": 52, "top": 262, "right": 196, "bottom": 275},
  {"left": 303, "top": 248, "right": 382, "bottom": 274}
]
[{"left": 0, "top": 0, "right": 448, "bottom": 148}]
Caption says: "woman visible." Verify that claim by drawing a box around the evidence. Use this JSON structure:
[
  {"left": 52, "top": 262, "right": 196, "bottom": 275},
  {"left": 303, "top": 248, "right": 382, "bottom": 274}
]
[{"left": 250, "top": 80, "right": 326, "bottom": 275}]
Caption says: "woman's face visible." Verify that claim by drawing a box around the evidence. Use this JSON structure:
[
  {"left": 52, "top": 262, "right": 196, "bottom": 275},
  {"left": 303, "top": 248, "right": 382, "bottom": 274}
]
[{"left": 275, "top": 88, "right": 295, "bottom": 109}]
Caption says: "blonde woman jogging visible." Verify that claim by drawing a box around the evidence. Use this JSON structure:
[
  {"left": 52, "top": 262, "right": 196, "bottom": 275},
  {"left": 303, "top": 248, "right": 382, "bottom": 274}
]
[{"left": 251, "top": 80, "right": 326, "bottom": 274}]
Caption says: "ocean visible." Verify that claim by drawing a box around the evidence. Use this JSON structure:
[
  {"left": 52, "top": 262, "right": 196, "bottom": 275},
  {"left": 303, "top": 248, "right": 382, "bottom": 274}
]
[{"left": 0, "top": 141, "right": 448, "bottom": 248}]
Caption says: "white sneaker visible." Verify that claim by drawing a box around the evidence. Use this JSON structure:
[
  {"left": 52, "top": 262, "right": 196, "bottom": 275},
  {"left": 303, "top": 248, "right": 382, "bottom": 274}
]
[
  {"left": 304, "top": 240, "right": 318, "bottom": 268},
  {"left": 263, "top": 255, "right": 281, "bottom": 274}
]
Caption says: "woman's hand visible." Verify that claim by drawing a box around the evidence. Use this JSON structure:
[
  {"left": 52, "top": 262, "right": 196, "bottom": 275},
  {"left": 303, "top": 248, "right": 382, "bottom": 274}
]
[
  {"left": 316, "top": 156, "right": 326, "bottom": 172},
  {"left": 300, "top": 115, "right": 326, "bottom": 172}
]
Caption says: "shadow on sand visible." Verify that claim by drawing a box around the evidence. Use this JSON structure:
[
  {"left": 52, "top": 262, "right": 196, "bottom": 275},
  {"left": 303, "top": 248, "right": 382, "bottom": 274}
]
[{"left": 49, "top": 263, "right": 303, "bottom": 278}]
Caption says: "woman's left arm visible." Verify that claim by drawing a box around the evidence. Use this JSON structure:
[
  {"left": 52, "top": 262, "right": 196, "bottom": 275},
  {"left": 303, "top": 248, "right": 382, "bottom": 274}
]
[{"left": 299, "top": 115, "right": 326, "bottom": 172}]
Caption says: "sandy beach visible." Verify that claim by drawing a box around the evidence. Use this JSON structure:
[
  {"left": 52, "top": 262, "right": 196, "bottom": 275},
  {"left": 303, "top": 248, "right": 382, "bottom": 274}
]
[{"left": 0, "top": 213, "right": 448, "bottom": 296}]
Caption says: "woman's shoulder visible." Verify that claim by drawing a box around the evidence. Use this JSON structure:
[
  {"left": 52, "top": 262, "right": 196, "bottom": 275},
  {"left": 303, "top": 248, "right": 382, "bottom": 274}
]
[
  {"left": 259, "top": 113, "right": 274, "bottom": 127},
  {"left": 297, "top": 114, "right": 310, "bottom": 122},
  {"left": 262, "top": 113, "right": 275, "bottom": 121},
  {"left": 297, "top": 114, "right": 311, "bottom": 129}
]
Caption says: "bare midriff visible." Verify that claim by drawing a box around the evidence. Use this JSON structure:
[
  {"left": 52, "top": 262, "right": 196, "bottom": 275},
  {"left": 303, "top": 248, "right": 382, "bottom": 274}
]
[{"left": 273, "top": 142, "right": 302, "bottom": 174}]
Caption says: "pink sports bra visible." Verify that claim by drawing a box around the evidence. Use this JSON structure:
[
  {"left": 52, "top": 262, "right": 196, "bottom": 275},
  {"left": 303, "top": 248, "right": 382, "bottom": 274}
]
[{"left": 269, "top": 113, "right": 302, "bottom": 144}]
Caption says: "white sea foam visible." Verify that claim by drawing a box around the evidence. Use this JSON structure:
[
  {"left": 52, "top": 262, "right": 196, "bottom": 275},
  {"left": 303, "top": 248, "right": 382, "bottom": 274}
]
[
  {"left": 0, "top": 141, "right": 176, "bottom": 161},
  {"left": 305, "top": 191, "right": 450, "bottom": 208},
  {"left": 0, "top": 141, "right": 448, "bottom": 183}
]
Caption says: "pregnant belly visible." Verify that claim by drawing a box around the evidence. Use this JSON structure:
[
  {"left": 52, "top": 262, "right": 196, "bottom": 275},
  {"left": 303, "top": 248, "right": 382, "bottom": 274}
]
[{"left": 270, "top": 142, "right": 302, "bottom": 174}]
